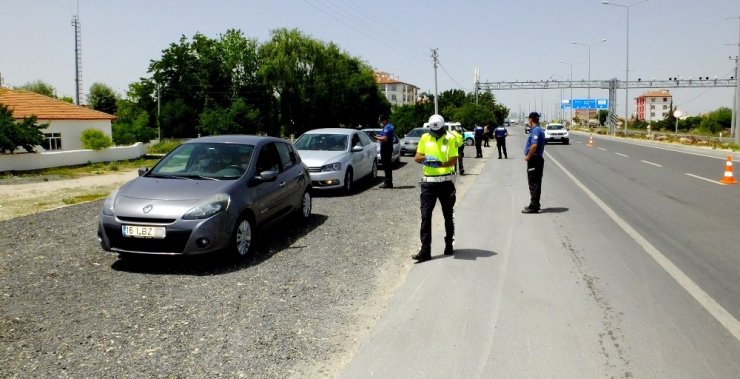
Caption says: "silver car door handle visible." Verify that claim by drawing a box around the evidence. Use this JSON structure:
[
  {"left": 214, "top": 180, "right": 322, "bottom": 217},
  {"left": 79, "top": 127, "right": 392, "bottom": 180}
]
[{"left": 279, "top": 181, "right": 287, "bottom": 188}]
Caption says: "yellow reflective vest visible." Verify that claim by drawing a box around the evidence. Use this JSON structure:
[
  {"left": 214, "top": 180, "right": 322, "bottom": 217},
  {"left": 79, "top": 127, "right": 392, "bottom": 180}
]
[{"left": 416, "top": 132, "right": 458, "bottom": 176}]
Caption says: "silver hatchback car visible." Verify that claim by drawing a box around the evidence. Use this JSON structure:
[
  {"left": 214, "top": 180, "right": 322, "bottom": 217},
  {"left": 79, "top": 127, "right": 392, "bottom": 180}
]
[{"left": 98, "top": 135, "right": 312, "bottom": 258}]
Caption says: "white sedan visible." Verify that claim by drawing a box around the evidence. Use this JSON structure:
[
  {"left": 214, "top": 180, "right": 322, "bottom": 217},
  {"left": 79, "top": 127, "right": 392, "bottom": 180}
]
[{"left": 294, "top": 128, "right": 377, "bottom": 192}]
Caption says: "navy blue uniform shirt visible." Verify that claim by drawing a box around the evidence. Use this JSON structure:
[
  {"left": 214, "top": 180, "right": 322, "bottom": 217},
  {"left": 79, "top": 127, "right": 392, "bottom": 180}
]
[
  {"left": 380, "top": 123, "right": 395, "bottom": 147},
  {"left": 494, "top": 126, "right": 507, "bottom": 138},
  {"left": 474, "top": 125, "right": 484, "bottom": 138},
  {"left": 524, "top": 125, "right": 546, "bottom": 156}
]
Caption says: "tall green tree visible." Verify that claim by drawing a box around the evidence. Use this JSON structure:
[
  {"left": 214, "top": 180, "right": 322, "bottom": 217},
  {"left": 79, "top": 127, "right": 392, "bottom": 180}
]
[
  {"left": 15, "top": 80, "right": 56, "bottom": 98},
  {"left": 88, "top": 83, "right": 119, "bottom": 115}
]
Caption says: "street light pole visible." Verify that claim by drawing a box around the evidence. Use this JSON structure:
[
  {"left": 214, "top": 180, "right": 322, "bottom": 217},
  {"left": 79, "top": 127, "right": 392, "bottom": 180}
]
[
  {"left": 602, "top": 0, "right": 649, "bottom": 136},
  {"left": 560, "top": 61, "right": 583, "bottom": 125},
  {"left": 573, "top": 39, "right": 607, "bottom": 121}
]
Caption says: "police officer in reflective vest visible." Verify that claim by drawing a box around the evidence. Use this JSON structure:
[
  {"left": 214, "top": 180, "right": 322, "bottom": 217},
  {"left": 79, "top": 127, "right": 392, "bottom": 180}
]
[
  {"left": 449, "top": 124, "right": 465, "bottom": 175},
  {"left": 412, "top": 114, "right": 458, "bottom": 262}
]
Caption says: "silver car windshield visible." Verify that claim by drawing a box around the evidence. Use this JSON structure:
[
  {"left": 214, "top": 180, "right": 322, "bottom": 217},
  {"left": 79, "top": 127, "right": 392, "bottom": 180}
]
[
  {"left": 149, "top": 143, "right": 255, "bottom": 180},
  {"left": 406, "top": 128, "right": 429, "bottom": 137},
  {"left": 294, "top": 134, "right": 348, "bottom": 151}
]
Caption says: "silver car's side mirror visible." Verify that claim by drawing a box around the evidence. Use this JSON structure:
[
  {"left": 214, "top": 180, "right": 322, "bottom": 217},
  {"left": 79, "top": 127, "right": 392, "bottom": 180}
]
[
  {"left": 255, "top": 170, "right": 278, "bottom": 182},
  {"left": 352, "top": 145, "right": 363, "bottom": 152},
  {"left": 138, "top": 168, "right": 148, "bottom": 176}
]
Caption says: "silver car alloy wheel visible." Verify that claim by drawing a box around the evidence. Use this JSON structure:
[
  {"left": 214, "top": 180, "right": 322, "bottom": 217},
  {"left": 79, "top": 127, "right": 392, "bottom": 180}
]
[
  {"left": 236, "top": 219, "right": 252, "bottom": 256},
  {"left": 301, "top": 191, "right": 312, "bottom": 218}
]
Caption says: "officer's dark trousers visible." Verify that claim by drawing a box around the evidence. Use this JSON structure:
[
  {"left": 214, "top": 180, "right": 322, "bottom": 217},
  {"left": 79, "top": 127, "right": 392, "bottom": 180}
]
[
  {"left": 475, "top": 138, "right": 483, "bottom": 157},
  {"left": 496, "top": 137, "right": 507, "bottom": 158},
  {"left": 457, "top": 147, "right": 464, "bottom": 173},
  {"left": 380, "top": 146, "right": 393, "bottom": 185},
  {"left": 420, "top": 181, "right": 456, "bottom": 254},
  {"left": 527, "top": 155, "right": 544, "bottom": 210}
]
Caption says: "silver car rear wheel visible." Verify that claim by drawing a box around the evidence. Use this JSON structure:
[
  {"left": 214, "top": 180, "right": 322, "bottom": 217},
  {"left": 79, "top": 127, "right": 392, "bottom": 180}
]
[{"left": 232, "top": 217, "right": 253, "bottom": 257}]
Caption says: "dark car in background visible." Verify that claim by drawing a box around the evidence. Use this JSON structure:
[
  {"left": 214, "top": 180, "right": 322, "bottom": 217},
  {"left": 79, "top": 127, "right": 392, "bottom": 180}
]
[{"left": 98, "top": 135, "right": 312, "bottom": 259}]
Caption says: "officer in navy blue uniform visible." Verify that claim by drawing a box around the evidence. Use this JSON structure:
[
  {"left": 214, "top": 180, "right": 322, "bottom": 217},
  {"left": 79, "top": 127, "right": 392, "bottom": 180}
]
[
  {"left": 474, "top": 124, "right": 484, "bottom": 158},
  {"left": 375, "top": 114, "right": 395, "bottom": 188},
  {"left": 523, "top": 112, "right": 546, "bottom": 213},
  {"left": 494, "top": 124, "right": 508, "bottom": 159}
]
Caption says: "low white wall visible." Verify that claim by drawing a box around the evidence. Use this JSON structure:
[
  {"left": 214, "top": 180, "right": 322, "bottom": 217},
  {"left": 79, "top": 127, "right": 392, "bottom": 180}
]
[{"left": 0, "top": 143, "right": 147, "bottom": 172}]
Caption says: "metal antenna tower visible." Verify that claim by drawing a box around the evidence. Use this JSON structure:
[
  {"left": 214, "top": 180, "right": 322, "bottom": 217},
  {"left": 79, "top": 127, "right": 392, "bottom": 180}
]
[{"left": 72, "top": 9, "right": 83, "bottom": 105}]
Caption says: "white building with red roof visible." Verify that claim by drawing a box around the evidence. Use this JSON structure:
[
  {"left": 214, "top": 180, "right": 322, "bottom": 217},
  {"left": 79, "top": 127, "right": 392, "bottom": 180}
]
[
  {"left": 635, "top": 89, "right": 673, "bottom": 122},
  {"left": 0, "top": 88, "right": 115, "bottom": 151},
  {"left": 375, "top": 71, "right": 419, "bottom": 107}
]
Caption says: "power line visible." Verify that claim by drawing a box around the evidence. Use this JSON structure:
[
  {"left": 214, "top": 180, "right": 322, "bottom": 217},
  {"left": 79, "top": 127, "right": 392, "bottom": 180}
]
[
  {"left": 302, "top": 0, "right": 426, "bottom": 59},
  {"left": 438, "top": 60, "right": 466, "bottom": 90}
]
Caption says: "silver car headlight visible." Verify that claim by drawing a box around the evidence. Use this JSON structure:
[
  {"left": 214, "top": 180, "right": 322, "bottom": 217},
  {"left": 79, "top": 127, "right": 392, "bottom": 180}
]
[
  {"left": 102, "top": 189, "right": 118, "bottom": 216},
  {"left": 321, "top": 162, "right": 342, "bottom": 172},
  {"left": 182, "top": 193, "right": 230, "bottom": 220}
]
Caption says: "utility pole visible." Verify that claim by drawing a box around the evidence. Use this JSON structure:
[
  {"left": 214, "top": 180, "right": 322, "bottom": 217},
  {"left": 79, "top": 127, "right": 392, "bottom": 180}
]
[
  {"left": 157, "top": 83, "right": 161, "bottom": 141},
  {"left": 431, "top": 48, "right": 439, "bottom": 114},
  {"left": 734, "top": 17, "right": 740, "bottom": 144},
  {"left": 731, "top": 55, "right": 738, "bottom": 139}
]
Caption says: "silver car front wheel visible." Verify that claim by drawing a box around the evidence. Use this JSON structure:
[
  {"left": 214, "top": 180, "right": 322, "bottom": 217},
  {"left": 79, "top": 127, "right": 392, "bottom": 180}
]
[
  {"left": 300, "top": 191, "right": 312, "bottom": 219},
  {"left": 232, "top": 217, "right": 253, "bottom": 257}
]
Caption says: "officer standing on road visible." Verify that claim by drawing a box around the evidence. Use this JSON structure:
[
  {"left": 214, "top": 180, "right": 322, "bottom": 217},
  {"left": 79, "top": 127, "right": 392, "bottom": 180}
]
[
  {"left": 450, "top": 124, "right": 465, "bottom": 175},
  {"left": 494, "top": 124, "right": 508, "bottom": 159},
  {"left": 474, "top": 124, "right": 484, "bottom": 158},
  {"left": 375, "top": 114, "right": 395, "bottom": 189},
  {"left": 523, "top": 112, "right": 546, "bottom": 213},
  {"left": 412, "top": 114, "right": 458, "bottom": 262}
]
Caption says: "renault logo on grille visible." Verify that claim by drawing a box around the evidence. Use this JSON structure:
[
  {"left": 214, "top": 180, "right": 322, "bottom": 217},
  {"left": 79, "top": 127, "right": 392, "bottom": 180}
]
[{"left": 143, "top": 204, "right": 153, "bottom": 214}]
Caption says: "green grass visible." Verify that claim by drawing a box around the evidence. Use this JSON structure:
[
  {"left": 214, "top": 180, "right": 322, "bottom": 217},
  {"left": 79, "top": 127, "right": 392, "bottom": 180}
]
[
  {"left": 62, "top": 193, "right": 109, "bottom": 205},
  {"left": 0, "top": 158, "right": 160, "bottom": 180},
  {"left": 148, "top": 140, "right": 182, "bottom": 155}
]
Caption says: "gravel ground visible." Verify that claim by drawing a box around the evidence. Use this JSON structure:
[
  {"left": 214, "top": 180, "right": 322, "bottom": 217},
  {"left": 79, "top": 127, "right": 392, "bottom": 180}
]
[{"left": 0, "top": 149, "right": 486, "bottom": 378}]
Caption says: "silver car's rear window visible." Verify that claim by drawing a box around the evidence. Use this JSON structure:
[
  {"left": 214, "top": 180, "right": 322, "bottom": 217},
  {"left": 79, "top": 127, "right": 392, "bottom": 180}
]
[{"left": 294, "top": 134, "right": 348, "bottom": 151}]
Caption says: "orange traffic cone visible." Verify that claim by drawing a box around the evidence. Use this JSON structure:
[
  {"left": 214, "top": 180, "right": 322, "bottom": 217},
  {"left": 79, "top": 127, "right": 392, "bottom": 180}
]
[
  {"left": 720, "top": 155, "right": 737, "bottom": 184},
  {"left": 587, "top": 135, "right": 594, "bottom": 147}
]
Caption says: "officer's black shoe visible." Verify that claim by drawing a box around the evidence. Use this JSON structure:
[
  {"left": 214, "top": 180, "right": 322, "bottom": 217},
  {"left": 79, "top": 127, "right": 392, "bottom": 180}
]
[
  {"left": 443, "top": 244, "right": 454, "bottom": 255},
  {"left": 522, "top": 206, "right": 540, "bottom": 214},
  {"left": 411, "top": 251, "right": 431, "bottom": 262},
  {"left": 378, "top": 183, "right": 393, "bottom": 189},
  {"left": 460, "top": 170, "right": 465, "bottom": 175}
]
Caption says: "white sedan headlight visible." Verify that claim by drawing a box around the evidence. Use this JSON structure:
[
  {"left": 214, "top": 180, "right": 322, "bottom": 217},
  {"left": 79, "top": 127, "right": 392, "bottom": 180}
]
[
  {"left": 321, "top": 162, "right": 342, "bottom": 172},
  {"left": 102, "top": 189, "right": 118, "bottom": 216},
  {"left": 182, "top": 193, "right": 230, "bottom": 220}
]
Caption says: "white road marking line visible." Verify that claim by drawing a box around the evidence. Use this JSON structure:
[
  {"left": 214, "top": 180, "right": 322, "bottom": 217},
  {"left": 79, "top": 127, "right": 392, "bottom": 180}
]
[
  {"left": 572, "top": 132, "right": 736, "bottom": 161},
  {"left": 598, "top": 147, "right": 607, "bottom": 151},
  {"left": 615, "top": 153, "right": 629, "bottom": 157},
  {"left": 641, "top": 160, "right": 663, "bottom": 167},
  {"left": 685, "top": 173, "right": 722, "bottom": 185},
  {"left": 546, "top": 151, "right": 740, "bottom": 342}
]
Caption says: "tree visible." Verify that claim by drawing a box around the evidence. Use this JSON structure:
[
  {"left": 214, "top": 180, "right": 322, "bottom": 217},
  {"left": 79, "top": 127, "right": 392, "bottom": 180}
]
[
  {"left": 81, "top": 129, "right": 113, "bottom": 150},
  {"left": 15, "top": 80, "right": 56, "bottom": 98},
  {"left": 112, "top": 98, "right": 157, "bottom": 144},
  {"left": 598, "top": 110, "right": 608, "bottom": 126},
  {"left": 88, "top": 83, "right": 118, "bottom": 115},
  {"left": 0, "top": 104, "right": 48, "bottom": 153}
]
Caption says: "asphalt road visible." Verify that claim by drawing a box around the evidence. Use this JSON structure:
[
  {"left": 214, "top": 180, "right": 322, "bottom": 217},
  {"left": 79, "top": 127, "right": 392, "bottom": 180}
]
[{"left": 341, "top": 128, "right": 740, "bottom": 378}]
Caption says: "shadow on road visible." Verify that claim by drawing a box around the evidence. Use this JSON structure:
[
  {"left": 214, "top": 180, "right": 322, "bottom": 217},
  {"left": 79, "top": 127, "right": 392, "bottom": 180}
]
[
  {"left": 423, "top": 249, "right": 497, "bottom": 262},
  {"left": 540, "top": 207, "right": 569, "bottom": 213},
  {"left": 110, "top": 214, "right": 329, "bottom": 275}
]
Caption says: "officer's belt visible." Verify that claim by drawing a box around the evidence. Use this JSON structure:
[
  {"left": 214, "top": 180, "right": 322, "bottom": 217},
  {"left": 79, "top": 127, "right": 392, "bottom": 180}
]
[{"left": 421, "top": 174, "right": 455, "bottom": 183}]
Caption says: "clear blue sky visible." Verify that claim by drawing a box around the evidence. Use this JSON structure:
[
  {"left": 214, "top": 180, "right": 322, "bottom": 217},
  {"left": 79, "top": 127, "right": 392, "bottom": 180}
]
[{"left": 2, "top": 0, "right": 739, "bottom": 119}]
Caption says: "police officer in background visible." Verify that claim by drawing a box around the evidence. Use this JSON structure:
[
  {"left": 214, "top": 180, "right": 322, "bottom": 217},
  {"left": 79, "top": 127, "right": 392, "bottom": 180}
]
[
  {"left": 523, "top": 112, "right": 546, "bottom": 213},
  {"left": 412, "top": 114, "right": 458, "bottom": 262},
  {"left": 474, "top": 124, "right": 484, "bottom": 158},
  {"left": 375, "top": 114, "right": 395, "bottom": 188},
  {"left": 449, "top": 124, "right": 465, "bottom": 175},
  {"left": 494, "top": 124, "right": 508, "bottom": 159}
]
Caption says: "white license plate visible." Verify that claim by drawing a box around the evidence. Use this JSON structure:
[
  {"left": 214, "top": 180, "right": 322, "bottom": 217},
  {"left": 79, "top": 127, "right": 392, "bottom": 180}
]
[
  {"left": 551, "top": 136, "right": 561, "bottom": 139},
  {"left": 122, "top": 225, "right": 166, "bottom": 239}
]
